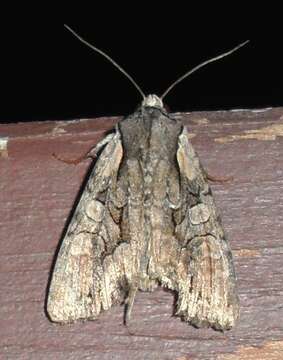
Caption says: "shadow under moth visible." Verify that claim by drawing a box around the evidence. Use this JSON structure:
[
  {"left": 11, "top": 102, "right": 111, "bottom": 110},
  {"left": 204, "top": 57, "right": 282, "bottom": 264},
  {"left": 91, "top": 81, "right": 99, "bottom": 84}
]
[{"left": 47, "top": 26, "right": 249, "bottom": 330}]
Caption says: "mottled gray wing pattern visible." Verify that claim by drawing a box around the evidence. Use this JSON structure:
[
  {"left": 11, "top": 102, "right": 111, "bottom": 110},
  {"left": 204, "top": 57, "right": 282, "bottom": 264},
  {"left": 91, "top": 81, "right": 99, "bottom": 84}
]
[
  {"left": 47, "top": 131, "right": 126, "bottom": 323},
  {"left": 174, "top": 128, "right": 239, "bottom": 330}
]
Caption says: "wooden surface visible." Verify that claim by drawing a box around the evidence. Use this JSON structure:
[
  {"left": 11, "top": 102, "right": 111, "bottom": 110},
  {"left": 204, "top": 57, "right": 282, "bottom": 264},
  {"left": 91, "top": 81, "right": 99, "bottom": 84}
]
[{"left": 1, "top": 107, "right": 283, "bottom": 360}]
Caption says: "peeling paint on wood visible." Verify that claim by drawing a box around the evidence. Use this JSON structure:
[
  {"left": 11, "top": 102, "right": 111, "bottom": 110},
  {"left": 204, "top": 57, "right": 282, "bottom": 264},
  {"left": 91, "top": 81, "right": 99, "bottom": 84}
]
[
  {"left": 217, "top": 340, "right": 283, "bottom": 360},
  {"left": 233, "top": 249, "right": 261, "bottom": 258},
  {"left": 215, "top": 122, "right": 283, "bottom": 143},
  {"left": 191, "top": 118, "right": 210, "bottom": 125},
  {"left": 0, "top": 137, "right": 8, "bottom": 157}
]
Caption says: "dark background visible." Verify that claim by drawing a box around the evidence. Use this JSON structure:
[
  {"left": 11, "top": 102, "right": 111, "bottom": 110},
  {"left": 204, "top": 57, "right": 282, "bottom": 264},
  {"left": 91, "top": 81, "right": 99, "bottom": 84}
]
[{"left": 1, "top": 20, "right": 282, "bottom": 123}]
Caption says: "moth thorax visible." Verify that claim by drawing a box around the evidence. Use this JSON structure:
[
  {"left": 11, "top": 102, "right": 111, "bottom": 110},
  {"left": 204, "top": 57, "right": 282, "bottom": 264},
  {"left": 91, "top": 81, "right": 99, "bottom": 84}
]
[{"left": 142, "top": 94, "right": 164, "bottom": 108}]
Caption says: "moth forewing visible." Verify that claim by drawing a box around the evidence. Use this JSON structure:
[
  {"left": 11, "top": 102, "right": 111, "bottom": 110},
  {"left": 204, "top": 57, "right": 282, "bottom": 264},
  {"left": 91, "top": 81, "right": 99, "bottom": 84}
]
[
  {"left": 173, "top": 127, "right": 239, "bottom": 330},
  {"left": 47, "top": 132, "right": 124, "bottom": 322}
]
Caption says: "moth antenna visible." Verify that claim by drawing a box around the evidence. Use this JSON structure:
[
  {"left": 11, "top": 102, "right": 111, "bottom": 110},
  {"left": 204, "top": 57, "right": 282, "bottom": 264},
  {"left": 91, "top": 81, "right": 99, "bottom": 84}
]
[
  {"left": 161, "top": 40, "right": 250, "bottom": 100},
  {"left": 64, "top": 24, "right": 146, "bottom": 100}
]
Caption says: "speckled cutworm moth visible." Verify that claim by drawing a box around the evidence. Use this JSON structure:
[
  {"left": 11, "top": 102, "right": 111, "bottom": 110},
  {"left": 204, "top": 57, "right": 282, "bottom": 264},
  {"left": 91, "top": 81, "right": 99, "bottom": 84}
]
[{"left": 47, "top": 26, "right": 249, "bottom": 330}]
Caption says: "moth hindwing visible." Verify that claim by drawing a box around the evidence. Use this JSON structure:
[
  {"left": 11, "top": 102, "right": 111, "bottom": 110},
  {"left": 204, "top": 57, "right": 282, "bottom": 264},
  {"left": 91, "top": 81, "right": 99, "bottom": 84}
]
[{"left": 47, "top": 94, "right": 239, "bottom": 330}]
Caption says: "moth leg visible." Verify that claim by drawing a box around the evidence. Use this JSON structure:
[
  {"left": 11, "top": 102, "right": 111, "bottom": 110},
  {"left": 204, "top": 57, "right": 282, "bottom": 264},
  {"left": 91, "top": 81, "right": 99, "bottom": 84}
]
[
  {"left": 52, "top": 151, "right": 87, "bottom": 165},
  {"left": 204, "top": 170, "right": 233, "bottom": 184},
  {"left": 52, "top": 133, "right": 116, "bottom": 165},
  {"left": 86, "top": 133, "right": 116, "bottom": 159},
  {"left": 124, "top": 286, "right": 138, "bottom": 325}
]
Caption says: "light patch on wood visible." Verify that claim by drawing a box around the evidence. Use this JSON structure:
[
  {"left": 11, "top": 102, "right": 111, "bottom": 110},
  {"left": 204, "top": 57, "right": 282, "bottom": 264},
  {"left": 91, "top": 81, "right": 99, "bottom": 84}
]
[
  {"left": 217, "top": 340, "right": 283, "bottom": 360},
  {"left": 215, "top": 123, "right": 283, "bottom": 143},
  {"left": 52, "top": 124, "right": 67, "bottom": 135},
  {"left": 0, "top": 137, "right": 8, "bottom": 158},
  {"left": 191, "top": 118, "right": 210, "bottom": 125},
  {"left": 233, "top": 248, "right": 261, "bottom": 258}
]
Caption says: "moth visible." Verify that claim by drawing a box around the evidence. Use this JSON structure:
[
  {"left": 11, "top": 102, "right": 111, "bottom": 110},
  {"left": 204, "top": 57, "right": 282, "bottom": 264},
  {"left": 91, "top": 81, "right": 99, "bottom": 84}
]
[{"left": 47, "top": 26, "right": 249, "bottom": 330}]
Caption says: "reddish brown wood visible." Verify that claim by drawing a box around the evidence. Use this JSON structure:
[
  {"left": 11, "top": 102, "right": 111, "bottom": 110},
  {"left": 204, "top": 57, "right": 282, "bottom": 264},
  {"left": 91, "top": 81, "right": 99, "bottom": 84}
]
[{"left": 1, "top": 108, "right": 283, "bottom": 360}]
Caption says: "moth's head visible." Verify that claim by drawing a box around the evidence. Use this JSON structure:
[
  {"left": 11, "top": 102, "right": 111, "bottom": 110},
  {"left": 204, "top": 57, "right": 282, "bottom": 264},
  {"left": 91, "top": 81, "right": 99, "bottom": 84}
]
[{"left": 142, "top": 94, "right": 164, "bottom": 109}]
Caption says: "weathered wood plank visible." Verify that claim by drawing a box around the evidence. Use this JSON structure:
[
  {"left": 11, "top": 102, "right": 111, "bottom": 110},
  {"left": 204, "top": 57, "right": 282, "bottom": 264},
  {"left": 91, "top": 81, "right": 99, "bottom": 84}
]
[{"left": 1, "top": 107, "right": 283, "bottom": 360}]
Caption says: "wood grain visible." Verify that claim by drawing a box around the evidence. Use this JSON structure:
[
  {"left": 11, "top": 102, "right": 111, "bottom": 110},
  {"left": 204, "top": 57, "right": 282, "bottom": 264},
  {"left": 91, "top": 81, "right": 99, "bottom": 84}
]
[{"left": 1, "top": 107, "right": 283, "bottom": 360}]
